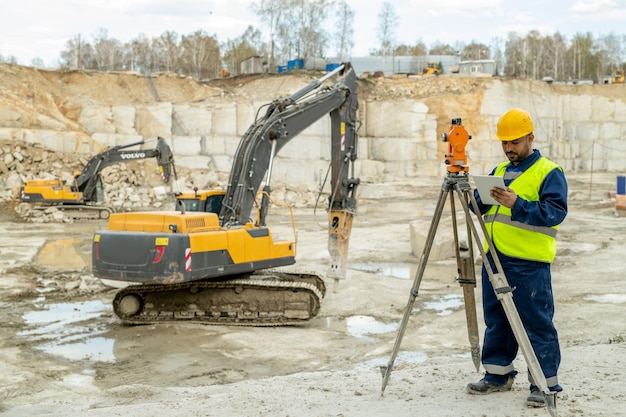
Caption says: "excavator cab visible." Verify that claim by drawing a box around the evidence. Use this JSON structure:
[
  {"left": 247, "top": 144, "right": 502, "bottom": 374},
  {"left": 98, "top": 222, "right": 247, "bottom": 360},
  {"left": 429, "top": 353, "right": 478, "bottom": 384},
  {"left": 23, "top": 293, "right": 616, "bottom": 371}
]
[{"left": 175, "top": 188, "right": 225, "bottom": 214}]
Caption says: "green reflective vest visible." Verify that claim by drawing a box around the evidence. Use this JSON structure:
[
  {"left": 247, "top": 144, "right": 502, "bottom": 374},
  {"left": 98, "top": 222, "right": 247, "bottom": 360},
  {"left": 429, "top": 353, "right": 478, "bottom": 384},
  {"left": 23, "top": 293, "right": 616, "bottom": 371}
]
[{"left": 483, "top": 157, "right": 562, "bottom": 263}]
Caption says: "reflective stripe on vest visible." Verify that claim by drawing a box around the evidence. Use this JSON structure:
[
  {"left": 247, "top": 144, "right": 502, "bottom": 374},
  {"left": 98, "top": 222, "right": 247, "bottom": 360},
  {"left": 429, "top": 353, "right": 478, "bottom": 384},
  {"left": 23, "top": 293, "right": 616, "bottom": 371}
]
[{"left": 483, "top": 157, "right": 562, "bottom": 263}]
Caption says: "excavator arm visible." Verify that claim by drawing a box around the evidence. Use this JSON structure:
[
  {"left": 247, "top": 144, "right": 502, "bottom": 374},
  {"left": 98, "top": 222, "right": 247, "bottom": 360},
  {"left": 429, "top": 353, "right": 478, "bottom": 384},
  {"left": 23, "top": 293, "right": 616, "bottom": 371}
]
[
  {"left": 219, "top": 63, "right": 360, "bottom": 281},
  {"left": 76, "top": 136, "right": 175, "bottom": 202}
]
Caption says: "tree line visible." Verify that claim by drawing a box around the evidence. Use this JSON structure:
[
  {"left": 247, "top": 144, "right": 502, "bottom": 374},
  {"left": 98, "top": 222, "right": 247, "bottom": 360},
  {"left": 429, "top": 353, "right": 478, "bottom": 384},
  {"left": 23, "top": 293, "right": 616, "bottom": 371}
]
[{"left": 1, "top": 0, "right": 625, "bottom": 82}]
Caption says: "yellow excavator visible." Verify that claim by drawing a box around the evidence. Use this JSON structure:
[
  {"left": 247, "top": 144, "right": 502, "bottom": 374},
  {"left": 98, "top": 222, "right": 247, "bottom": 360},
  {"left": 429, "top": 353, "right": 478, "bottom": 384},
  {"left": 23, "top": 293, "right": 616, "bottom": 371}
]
[
  {"left": 420, "top": 62, "right": 442, "bottom": 76},
  {"left": 19, "top": 137, "right": 175, "bottom": 219},
  {"left": 612, "top": 69, "right": 625, "bottom": 84},
  {"left": 92, "top": 63, "right": 360, "bottom": 326}
]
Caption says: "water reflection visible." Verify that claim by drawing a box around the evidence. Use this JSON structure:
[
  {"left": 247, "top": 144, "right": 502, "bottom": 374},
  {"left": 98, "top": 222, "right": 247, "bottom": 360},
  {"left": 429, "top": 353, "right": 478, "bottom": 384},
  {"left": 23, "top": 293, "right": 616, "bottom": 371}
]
[
  {"left": 584, "top": 294, "right": 626, "bottom": 304},
  {"left": 18, "top": 300, "right": 115, "bottom": 362},
  {"left": 423, "top": 294, "right": 464, "bottom": 316},
  {"left": 346, "top": 315, "right": 400, "bottom": 338},
  {"left": 35, "top": 238, "right": 92, "bottom": 270},
  {"left": 349, "top": 262, "right": 413, "bottom": 280}
]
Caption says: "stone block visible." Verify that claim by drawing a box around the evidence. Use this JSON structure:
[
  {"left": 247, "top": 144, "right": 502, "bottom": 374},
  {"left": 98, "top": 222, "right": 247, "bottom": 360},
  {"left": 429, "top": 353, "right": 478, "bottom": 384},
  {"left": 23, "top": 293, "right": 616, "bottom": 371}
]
[
  {"left": 364, "top": 100, "right": 429, "bottom": 138},
  {"left": 170, "top": 136, "right": 203, "bottom": 156},
  {"left": 212, "top": 104, "right": 238, "bottom": 136},
  {"left": 79, "top": 106, "right": 116, "bottom": 134},
  {"left": 172, "top": 104, "right": 213, "bottom": 136},
  {"left": 370, "top": 137, "right": 420, "bottom": 162},
  {"left": 136, "top": 103, "right": 172, "bottom": 138},
  {"left": 278, "top": 134, "right": 324, "bottom": 160},
  {"left": 111, "top": 106, "right": 137, "bottom": 135},
  {"left": 271, "top": 158, "right": 334, "bottom": 187}
]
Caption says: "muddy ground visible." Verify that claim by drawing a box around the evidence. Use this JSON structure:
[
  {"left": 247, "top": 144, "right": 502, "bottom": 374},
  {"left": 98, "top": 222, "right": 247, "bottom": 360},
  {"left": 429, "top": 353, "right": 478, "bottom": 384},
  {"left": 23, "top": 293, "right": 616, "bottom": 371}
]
[{"left": 0, "top": 172, "right": 625, "bottom": 417}]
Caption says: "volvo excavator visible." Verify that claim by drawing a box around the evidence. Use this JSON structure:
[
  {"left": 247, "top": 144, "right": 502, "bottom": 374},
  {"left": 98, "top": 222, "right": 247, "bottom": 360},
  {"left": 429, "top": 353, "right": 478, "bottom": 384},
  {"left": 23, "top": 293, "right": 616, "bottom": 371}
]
[
  {"left": 19, "top": 137, "right": 175, "bottom": 220},
  {"left": 92, "top": 63, "right": 360, "bottom": 326}
]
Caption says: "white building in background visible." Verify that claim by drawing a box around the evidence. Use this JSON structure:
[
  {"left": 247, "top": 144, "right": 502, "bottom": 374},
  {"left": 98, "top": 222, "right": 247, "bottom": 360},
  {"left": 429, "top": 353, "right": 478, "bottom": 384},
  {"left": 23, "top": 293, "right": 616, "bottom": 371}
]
[{"left": 458, "top": 59, "right": 497, "bottom": 76}]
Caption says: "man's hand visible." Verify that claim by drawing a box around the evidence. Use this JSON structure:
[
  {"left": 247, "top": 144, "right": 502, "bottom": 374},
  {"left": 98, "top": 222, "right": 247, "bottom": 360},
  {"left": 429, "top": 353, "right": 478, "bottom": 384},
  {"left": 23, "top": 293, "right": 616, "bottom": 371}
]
[{"left": 490, "top": 186, "right": 517, "bottom": 208}]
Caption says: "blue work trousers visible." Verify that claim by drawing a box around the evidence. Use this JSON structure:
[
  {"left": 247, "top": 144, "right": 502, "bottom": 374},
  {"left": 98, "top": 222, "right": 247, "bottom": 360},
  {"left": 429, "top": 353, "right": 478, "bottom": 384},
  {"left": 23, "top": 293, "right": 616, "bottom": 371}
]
[{"left": 481, "top": 252, "right": 561, "bottom": 389}]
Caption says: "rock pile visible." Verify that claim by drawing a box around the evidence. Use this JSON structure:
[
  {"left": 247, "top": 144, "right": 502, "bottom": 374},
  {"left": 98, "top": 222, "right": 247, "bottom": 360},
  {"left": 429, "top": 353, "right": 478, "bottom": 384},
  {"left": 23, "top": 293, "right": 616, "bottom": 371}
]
[
  {"left": 1, "top": 139, "right": 326, "bottom": 223},
  {"left": 1, "top": 139, "right": 182, "bottom": 222}
]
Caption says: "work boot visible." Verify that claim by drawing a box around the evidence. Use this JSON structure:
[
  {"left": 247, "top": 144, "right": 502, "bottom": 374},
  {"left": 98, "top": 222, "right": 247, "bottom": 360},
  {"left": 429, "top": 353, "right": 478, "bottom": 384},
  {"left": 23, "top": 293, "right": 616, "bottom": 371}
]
[
  {"left": 527, "top": 387, "right": 546, "bottom": 407},
  {"left": 466, "top": 376, "right": 514, "bottom": 395}
]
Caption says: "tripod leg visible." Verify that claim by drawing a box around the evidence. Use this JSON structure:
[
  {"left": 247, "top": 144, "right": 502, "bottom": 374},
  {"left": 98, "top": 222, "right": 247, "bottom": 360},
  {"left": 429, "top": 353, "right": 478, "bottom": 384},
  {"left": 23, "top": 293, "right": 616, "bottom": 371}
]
[
  {"left": 380, "top": 187, "right": 450, "bottom": 397},
  {"left": 456, "top": 189, "right": 558, "bottom": 417},
  {"left": 450, "top": 190, "right": 481, "bottom": 372}
]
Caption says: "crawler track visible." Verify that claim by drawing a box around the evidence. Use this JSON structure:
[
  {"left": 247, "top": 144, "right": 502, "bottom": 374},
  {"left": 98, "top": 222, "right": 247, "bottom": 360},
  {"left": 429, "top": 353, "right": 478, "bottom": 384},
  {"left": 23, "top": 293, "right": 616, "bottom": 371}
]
[{"left": 112, "top": 272, "right": 326, "bottom": 326}]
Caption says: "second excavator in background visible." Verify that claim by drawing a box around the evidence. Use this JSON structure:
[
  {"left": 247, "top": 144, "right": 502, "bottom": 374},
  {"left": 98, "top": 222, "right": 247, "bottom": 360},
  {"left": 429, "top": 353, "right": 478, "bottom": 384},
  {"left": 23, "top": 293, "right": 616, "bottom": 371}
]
[
  {"left": 19, "top": 137, "right": 175, "bottom": 219},
  {"left": 420, "top": 62, "right": 443, "bottom": 76},
  {"left": 92, "top": 63, "right": 360, "bottom": 326}
]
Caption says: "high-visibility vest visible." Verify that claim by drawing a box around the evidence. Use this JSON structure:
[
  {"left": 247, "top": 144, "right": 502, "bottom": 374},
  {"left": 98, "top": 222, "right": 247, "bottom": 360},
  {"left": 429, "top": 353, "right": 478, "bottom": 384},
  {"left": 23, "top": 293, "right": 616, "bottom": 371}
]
[{"left": 483, "top": 157, "right": 562, "bottom": 263}]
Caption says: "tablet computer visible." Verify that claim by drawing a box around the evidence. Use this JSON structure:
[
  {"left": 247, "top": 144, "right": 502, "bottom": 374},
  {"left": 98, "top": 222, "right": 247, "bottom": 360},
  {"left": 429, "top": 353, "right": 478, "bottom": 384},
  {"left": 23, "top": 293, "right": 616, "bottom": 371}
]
[{"left": 473, "top": 175, "right": 505, "bottom": 205}]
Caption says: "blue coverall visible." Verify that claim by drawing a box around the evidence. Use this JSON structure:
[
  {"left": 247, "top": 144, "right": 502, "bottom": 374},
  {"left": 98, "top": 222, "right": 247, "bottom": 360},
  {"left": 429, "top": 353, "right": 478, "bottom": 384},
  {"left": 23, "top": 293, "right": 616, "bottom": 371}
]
[{"left": 473, "top": 149, "right": 568, "bottom": 390}]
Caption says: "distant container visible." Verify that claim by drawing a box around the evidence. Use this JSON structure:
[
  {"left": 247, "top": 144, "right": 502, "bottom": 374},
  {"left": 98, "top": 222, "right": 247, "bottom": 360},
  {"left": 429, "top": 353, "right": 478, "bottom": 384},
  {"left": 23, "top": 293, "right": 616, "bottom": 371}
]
[
  {"left": 277, "top": 65, "right": 288, "bottom": 74},
  {"left": 617, "top": 175, "right": 626, "bottom": 195},
  {"left": 304, "top": 57, "right": 326, "bottom": 71},
  {"left": 287, "top": 59, "right": 304, "bottom": 71},
  {"left": 326, "top": 63, "right": 341, "bottom": 72}
]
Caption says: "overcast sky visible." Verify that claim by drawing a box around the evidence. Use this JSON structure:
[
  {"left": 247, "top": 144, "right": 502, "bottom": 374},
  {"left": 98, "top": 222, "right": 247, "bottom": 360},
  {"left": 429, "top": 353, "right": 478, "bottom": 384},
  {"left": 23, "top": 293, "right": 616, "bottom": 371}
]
[{"left": 2, "top": 0, "right": 626, "bottom": 67}]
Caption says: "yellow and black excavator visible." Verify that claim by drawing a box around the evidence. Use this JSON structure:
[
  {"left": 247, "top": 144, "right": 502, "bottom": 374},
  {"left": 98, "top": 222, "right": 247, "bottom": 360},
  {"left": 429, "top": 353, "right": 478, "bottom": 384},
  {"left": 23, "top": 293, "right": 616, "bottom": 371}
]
[
  {"left": 420, "top": 62, "right": 442, "bottom": 76},
  {"left": 92, "top": 63, "right": 360, "bottom": 326},
  {"left": 19, "top": 137, "right": 175, "bottom": 220},
  {"left": 612, "top": 69, "right": 625, "bottom": 84}
]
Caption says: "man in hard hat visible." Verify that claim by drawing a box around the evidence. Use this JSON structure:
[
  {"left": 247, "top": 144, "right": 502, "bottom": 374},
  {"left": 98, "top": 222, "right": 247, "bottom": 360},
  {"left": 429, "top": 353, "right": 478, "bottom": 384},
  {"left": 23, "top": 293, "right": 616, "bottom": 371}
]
[{"left": 466, "top": 108, "right": 568, "bottom": 407}]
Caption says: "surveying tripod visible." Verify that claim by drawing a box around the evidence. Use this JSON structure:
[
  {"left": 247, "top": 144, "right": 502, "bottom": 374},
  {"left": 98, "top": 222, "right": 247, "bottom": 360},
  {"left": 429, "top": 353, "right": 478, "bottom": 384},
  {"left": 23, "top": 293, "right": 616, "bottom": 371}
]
[{"left": 379, "top": 119, "right": 558, "bottom": 417}]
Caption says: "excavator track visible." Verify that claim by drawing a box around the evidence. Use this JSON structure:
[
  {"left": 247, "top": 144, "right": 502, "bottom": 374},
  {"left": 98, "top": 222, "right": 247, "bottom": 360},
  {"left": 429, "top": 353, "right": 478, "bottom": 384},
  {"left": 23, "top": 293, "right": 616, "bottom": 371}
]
[{"left": 112, "top": 272, "right": 326, "bottom": 326}]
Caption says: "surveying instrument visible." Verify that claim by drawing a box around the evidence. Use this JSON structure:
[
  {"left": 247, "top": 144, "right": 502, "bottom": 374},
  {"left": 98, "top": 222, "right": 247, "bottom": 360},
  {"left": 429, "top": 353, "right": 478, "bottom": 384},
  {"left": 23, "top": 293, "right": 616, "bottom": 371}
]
[{"left": 379, "top": 118, "right": 558, "bottom": 417}]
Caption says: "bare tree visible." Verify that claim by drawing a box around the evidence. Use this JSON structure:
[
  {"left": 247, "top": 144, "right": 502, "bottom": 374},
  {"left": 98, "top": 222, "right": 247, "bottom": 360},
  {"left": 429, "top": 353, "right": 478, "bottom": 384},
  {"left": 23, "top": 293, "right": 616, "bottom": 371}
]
[
  {"left": 92, "top": 28, "right": 123, "bottom": 71},
  {"left": 490, "top": 37, "right": 505, "bottom": 76},
  {"left": 125, "top": 34, "right": 152, "bottom": 73},
  {"left": 333, "top": 0, "right": 354, "bottom": 61},
  {"left": 250, "top": 0, "right": 284, "bottom": 70},
  {"left": 155, "top": 31, "right": 181, "bottom": 73},
  {"left": 428, "top": 41, "right": 457, "bottom": 56},
  {"left": 222, "top": 25, "right": 265, "bottom": 75},
  {"left": 377, "top": 1, "right": 399, "bottom": 71},
  {"left": 394, "top": 41, "right": 426, "bottom": 56},
  {"left": 60, "top": 34, "right": 94, "bottom": 69},
  {"left": 0, "top": 53, "right": 18, "bottom": 64},
  {"left": 461, "top": 42, "right": 490, "bottom": 60},
  {"left": 180, "top": 30, "right": 220, "bottom": 79},
  {"left": 539, "top": 32, "right": 568, "bottom": 80},
  {"left": 285, "top": 0, "right": 334, "bottom": 60},
  {"left": 568, "top": 33, "right": 596, "bottom": 80}
]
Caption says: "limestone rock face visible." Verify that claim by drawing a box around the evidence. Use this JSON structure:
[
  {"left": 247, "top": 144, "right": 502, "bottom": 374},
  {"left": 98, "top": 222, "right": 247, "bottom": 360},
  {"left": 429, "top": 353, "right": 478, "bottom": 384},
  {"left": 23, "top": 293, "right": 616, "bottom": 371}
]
[{"left": 1, "top": 63, "right": 625, "bottom": 221}]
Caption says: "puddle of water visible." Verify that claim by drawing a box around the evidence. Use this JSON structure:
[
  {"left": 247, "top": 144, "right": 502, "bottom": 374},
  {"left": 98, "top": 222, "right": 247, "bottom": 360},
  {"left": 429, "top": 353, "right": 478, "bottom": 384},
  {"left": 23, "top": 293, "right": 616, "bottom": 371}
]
[
  {"left": 346, "top": 315, "right": 400, "bottom": 338},
  {"left": 422, "top": 294, "right": 464, "bottom": 316},
  {"left": 35, "top": 238, "right": 92, "bottom": 270},
  {"left": 584, "top": 294, "right": 626, "bottom": 304},
  {"left": 320, "top": 315, "right": 400, "bottom": 338},
  {"left": 354, "top": 350, "right": 428, "bottom": 370},
  {"left": 350, "top": 262, "right": 413, "bottom": 280},
  {"left": 18, "top": 300, "right": 115, "bottom": 362}
]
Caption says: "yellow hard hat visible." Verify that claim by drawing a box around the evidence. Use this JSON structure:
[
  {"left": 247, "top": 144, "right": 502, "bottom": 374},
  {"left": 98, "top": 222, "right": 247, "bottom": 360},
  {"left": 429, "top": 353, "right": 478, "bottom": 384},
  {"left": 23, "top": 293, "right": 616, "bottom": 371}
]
[{"left": 495, "top": 108, "right": 534, "bottom": 141}]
